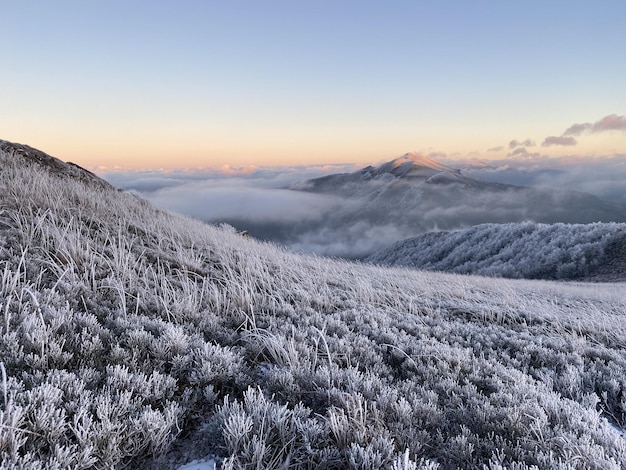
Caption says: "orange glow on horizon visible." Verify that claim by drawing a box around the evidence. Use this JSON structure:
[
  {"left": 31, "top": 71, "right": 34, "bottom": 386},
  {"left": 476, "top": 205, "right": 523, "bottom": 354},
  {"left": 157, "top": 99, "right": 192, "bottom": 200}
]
[{"left": 4, "top": 121, "right": 625, "bottom": 171}]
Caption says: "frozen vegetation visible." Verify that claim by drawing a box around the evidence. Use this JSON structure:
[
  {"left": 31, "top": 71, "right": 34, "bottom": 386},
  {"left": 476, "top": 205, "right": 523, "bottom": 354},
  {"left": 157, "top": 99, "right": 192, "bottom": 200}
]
[
  {"left": 366, "top": 222, "right": 626, "bottom": 281},
  {"left": 1, "top": 141, "right": 626, "bottom": 469}
]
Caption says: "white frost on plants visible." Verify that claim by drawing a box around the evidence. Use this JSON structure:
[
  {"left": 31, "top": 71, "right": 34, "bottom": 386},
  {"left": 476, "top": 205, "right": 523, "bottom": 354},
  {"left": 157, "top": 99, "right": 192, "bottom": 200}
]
[{"left": 2, "top": 140, "right": 626, "bottom": 469}]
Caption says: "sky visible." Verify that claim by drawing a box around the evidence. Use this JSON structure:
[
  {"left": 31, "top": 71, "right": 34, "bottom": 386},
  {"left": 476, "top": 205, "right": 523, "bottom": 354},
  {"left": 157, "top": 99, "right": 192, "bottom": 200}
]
[{"left": 2, "top": 0, "right": 626, "bottom": 169}]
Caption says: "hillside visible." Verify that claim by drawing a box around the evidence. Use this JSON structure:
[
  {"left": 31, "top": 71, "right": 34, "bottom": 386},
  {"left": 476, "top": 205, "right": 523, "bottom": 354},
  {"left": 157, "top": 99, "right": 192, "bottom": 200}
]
[
  {"left": 224, "top": 153, "right": 626, "bottom": 258},
  {"left": 0, "top": 140, "right": 113, "bottom": 191},
  {"left": 365, "top": 222, "right": 626, "bottom": 281},
  {"left": 1, "top": 140, "right": 626, "bottom": 469}
]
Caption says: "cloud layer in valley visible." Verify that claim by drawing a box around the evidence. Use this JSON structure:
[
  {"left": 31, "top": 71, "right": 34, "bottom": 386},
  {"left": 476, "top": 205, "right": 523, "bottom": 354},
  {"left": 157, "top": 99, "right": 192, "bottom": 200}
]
[
  {"left": 101, "top": 163, "right": 355, "bottom": 228},
  {"left": 454, "top": 154, "right": 626, "bottom": 207}
]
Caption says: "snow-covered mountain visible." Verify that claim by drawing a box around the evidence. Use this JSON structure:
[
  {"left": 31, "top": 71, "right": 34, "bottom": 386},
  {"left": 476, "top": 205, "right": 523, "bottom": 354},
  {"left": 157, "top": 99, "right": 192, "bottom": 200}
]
[
  {"left": 366, "top": 222, "right": 626, "bottom": 281},
  {"left": 291, "top": 153, "right": 473, "bottom": 194},
  {"left": 294, "top": 153, "right": 624, "bottom": 222},
  {"left": 3, "top": 140, "right": 626, "bottom": 469}
]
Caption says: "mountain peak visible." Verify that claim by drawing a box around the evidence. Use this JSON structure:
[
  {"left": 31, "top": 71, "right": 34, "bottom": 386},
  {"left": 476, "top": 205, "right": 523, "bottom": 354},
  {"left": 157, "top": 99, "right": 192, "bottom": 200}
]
[
  {"left": 377, "top": 153, "right": 454, "bottom": 177},
  {"left": 394, "top": 153, "right": 451, "bottom": 169}
]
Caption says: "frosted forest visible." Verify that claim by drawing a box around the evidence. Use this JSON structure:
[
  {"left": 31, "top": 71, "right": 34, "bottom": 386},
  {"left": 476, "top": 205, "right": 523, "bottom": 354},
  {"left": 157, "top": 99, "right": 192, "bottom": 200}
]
[{"left": 366, "top": 222, "right": 626, "bottom": 281}]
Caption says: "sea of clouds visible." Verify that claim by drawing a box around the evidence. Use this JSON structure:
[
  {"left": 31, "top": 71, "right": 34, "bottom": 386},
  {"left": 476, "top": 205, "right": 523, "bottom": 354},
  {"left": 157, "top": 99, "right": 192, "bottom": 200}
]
[
  {"left": 450, "top": 154, "right": 626, "bottom": 208},
  {"left": 98, "top": 113, "right": 626, "bottom": 257},
  {"left": 99, "top": 152, "right": 626, "bottom": 258}
]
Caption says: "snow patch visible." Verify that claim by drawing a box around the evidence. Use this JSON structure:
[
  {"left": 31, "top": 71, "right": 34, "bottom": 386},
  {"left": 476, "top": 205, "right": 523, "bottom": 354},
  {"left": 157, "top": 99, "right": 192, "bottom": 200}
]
[{"left": 176, "top": 458, "right": 216, "bottom": 470}]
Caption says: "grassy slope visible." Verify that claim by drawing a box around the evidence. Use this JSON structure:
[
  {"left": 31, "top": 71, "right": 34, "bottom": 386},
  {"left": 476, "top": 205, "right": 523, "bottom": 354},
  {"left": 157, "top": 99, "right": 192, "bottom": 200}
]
[{"left": 1, "top": 146, "right": 626, "bottom": 469}]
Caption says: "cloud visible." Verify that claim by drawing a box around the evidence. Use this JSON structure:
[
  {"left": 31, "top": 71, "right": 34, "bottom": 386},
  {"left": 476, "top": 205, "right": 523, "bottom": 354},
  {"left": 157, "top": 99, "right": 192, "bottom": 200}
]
[
  {"left": 428, "top": 151, "right": 447, "bottom": 159},
  {"left": 100, "top": 163, "right": 359, "bottom": 193},
  {"left": 489, "top": 114, "right": 624, "bottom": 160},
  {"left": 508, "top": 139, "right": 535, "bottom": 149},
  {"left": 98, "top": 162, "right": 356, "bottom": 240},
  {"left": 147, "top": 183, "right": 341, "bottom": 223},
  {"left": 563, "top": 122, "right": 592, "bottom": 137},
  {"left": 541, "top": 135, "right": 578, "bottom": 147},
  {"left": 451, "top": 153, "right": 626, "bottom": 206},
  {"left": 287, "top": 222, "right": 406, "bottom": 259},
  {"left": 216, "top": 164, "right": 259, "bottom": 175},
  {"left": 507, "top": 147, "right": 541, "bottom": 159},
  {"left": 564, "top": 114, "right": 626, "bottom": 136},
  {"left": 592, "top": 114, "right": 626, "bottom": 133}
]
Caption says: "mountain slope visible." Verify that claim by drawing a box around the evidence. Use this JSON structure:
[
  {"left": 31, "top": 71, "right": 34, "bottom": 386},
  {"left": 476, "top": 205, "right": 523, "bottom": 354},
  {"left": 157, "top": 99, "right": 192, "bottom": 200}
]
[
  {"left": 250, "top": 153, "right": 626, "bottom": 258},
  {"left": 365, "top": 222, "right": 626, "bottom": 280},
  {"left": 2, "top": 141, "right": 626, "bottom": 469},
  {"left": 0, "top": 139, "right": 113, "bottom": 190}
]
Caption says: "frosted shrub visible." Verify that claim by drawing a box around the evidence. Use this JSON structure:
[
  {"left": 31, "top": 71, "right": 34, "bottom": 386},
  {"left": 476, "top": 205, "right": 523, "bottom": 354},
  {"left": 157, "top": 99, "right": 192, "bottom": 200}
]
[
  {"left": 216, "top": 387, "right": 328, "bottom": 469},
  {"left": 391, "top": 450, "right": 440, "bottom": 470},
  {"left": 105, "top": 365, "right": 178, "bottom": 403},
  {"left": 347, "top": 437, "right": 395, "bottom": 469},
  {"left": 0, "top": 402, "right": 26, "bottom": 460}
]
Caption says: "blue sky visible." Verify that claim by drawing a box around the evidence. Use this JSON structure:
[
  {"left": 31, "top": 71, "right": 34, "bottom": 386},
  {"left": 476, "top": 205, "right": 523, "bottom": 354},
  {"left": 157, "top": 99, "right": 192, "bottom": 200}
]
[{"left": 2, "top": 1, "right": 625, "bottom": 168}]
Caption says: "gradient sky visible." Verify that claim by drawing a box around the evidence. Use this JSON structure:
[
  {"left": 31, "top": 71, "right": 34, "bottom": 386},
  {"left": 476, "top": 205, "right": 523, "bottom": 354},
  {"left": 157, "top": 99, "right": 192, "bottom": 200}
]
[{"left": 2, "top": 1, "right": 626, "bottom": 169}]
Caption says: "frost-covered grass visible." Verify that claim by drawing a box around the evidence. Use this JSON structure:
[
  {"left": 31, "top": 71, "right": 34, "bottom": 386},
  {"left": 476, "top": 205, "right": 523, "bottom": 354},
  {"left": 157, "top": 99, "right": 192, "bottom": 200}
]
[
  {"left": 366, "top": 222, "right": 626, "bottom": 280},
  {"left": 1, "top": 146, "right": 626, "bottom": 469}
]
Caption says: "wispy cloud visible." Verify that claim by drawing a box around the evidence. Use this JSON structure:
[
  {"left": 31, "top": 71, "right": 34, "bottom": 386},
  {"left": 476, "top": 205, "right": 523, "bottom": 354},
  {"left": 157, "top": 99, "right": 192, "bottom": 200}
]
[
  {"left": 541, "top": 135, "right": 578, "bottom": 147},
  {"left": 563, "top": 123, "right": 591, "bottom": 137},
  {"left": 491, "top": 114, "right": 625, "bottom": 155},
  {"left": 564, "top": 114, "right": 626, "bottom": 136},
  {"left": 508, "top": 139, "right": 535, "bottom": 149},
  {"left": 507, "top": 147, "right": 541, "bottom": 158}
]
